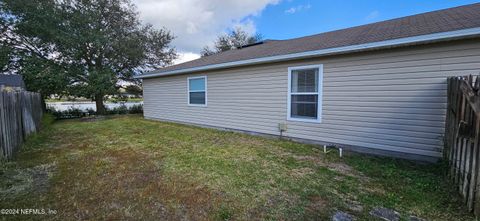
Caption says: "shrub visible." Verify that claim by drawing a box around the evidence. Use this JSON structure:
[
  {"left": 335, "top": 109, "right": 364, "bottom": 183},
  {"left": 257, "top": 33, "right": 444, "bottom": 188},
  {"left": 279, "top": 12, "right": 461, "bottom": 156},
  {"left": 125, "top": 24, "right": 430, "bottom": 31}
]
[
  {"left": 106, "top": 105, "right": 128, "bottom": 115},
  {"left": 128, "top": 104, "right": 143, "bottom": 114},
  {"left": 46, "top": 107, "right": 86, "bottom": 119},
  {"left": 86, "top": 108, "right": 96, "bottom": 116}
]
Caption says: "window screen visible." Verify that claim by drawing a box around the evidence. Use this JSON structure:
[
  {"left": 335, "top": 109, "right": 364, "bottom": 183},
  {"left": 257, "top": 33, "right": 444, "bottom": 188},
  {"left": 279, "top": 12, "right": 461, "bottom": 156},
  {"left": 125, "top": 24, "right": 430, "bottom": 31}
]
[
  {"left": 188, "top": 77, "right": 206, "bottom": 105},
  {"left": 289, "top": 67, "right": 321, "bottom": 121}
]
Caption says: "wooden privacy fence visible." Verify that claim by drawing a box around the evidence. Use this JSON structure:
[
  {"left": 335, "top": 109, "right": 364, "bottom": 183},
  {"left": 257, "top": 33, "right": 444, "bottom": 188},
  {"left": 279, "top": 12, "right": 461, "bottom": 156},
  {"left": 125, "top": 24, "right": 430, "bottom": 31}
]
[
  {"left": 445, "top": 75, "right": 480, "bottom": 215},
  {"left": 0, "top": 90, "right": 43, "bottom": 160}
]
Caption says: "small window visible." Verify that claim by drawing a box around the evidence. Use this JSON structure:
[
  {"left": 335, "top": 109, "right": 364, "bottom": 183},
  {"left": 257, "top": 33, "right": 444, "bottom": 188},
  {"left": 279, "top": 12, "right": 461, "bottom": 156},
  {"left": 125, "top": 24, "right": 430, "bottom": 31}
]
[
  {"left": 188, "top": 76, "right": 207, "bottom": 106},
  {"left": 288, "top": 65, "right": 323, "bottom": 123}
]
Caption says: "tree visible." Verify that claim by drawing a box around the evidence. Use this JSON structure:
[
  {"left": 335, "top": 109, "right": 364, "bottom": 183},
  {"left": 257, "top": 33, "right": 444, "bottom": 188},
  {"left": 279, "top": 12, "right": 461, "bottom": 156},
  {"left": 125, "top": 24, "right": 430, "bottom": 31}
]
[
  {"left": 125, "top": 84, "right": 143, "bottom": 97},
  {"left": 201, "top": 27, "right": 263, "bottom": 57},
  {"left": 1, "top": 0, "right": 177, "bottom": 114},
  {"left": 0, "top": 45, "right": 12, "bottom": 72},
  {"left": 1, "top": 0, "right": 70, "bottom": 96}
]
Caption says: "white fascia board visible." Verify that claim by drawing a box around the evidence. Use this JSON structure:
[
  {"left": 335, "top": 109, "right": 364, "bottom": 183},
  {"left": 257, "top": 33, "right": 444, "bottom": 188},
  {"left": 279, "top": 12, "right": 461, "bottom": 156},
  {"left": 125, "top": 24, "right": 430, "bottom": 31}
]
[{"left": 135, "top": 27, "right": 480, "bottom": 79}]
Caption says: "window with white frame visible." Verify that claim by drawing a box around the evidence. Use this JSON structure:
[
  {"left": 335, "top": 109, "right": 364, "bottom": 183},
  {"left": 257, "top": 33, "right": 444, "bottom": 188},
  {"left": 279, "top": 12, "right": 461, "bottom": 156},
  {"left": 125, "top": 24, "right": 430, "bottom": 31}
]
[
  {"left": 287, "top": 65, "right": 323, "bottom": 122},
  {"left": 188, "top": 76, "right": 207, "bottom": 106}
]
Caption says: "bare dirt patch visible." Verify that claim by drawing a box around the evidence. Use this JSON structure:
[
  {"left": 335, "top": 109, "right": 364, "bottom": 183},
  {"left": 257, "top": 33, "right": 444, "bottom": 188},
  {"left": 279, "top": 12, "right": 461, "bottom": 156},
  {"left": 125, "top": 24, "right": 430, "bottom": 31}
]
[
  {"left": 290, "top": 167, "right": 315, "bottom": 178},
  {"left": 303, "top": 195, "right": 331, "bottom": 220},
  {"left": 80, "top": 116, "right": 106, "bottom": 122},
  {"left": 293, "top": 155, "right": 325, "bottom": 165}
]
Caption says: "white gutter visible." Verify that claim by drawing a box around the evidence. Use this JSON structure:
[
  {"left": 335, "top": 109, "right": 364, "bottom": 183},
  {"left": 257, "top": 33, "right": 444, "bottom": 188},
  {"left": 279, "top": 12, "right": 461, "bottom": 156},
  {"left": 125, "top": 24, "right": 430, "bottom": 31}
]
[{"left": 136, "top": 27, "right": 480, "bottom": 79}]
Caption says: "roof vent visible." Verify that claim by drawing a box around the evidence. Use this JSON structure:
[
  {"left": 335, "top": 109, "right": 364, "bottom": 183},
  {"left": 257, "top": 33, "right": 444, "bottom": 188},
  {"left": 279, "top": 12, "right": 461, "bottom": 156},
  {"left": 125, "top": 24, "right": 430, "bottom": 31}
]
[{"left": 236, "top": 41, "right": 264, "bottom": 49}]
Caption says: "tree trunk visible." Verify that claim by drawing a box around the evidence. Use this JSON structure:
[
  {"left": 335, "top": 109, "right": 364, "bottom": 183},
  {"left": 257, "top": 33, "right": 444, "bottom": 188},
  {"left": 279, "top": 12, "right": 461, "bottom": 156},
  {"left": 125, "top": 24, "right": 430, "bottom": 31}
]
[{"left": 95, "top": 94, "right": 106, "bottom": 115}]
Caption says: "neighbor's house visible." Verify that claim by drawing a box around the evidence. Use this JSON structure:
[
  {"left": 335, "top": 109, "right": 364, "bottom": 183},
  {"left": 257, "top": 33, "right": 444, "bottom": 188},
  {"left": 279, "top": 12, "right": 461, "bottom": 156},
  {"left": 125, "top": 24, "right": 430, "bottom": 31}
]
[
  {"left": 136, "top": 3, "right": 480, "bottom": 162},
  {"left": 0, "top": 74, "right": 26, "bottom": 91}
]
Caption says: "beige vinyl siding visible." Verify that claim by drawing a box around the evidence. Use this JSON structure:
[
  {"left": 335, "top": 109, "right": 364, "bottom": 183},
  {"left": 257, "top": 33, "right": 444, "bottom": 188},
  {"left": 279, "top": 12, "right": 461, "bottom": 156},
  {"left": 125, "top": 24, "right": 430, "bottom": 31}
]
[{"left": 143, "top": 39, "right": 480, "bottom": 159}]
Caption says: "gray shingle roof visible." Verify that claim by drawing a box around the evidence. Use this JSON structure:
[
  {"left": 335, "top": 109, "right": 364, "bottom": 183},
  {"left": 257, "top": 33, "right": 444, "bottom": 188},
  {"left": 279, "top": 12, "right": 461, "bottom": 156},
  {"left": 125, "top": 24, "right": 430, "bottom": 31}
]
[
  {"left": 149, "top": 3, "right": 480, "bottom": 75},
  {"left": 0, "top": 74, "right": 26, "bottom": 88}
]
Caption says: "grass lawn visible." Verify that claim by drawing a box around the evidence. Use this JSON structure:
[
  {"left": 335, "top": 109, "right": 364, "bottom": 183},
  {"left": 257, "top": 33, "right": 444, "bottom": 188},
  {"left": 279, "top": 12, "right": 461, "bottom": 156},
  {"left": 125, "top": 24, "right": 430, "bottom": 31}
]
[{"left": 0, "top": 115, "right": 473, "bottom": 220}]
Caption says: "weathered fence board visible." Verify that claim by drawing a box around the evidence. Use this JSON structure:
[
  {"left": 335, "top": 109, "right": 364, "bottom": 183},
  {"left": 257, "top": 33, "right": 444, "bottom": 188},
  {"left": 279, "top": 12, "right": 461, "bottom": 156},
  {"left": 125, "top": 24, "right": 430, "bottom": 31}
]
[
  {"left": 445, "top": 75, "right": 480, "bottom": 216},
  {"left": 0, "top": 90, "right": 43, "bottom": 160}
]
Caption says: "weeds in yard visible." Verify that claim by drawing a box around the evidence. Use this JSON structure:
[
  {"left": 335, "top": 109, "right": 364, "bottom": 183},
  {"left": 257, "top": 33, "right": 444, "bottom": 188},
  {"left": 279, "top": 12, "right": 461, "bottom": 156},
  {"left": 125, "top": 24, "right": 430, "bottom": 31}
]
[{"left": 0, "top": 115, "right": 474, "bottom": 220}]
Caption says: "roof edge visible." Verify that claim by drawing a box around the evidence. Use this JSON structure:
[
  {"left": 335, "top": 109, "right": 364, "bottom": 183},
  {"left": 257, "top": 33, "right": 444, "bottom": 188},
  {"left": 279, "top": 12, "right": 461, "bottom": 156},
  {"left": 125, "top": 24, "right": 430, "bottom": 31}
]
[{"left": 136, "top": 27, "right": 480, "bottom": 79}]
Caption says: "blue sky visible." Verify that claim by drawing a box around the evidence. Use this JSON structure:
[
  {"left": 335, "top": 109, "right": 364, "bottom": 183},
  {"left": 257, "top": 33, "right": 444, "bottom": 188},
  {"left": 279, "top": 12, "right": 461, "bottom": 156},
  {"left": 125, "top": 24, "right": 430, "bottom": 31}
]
[{"left": 254, "top": 0, "right": 480, "bottom": 40}]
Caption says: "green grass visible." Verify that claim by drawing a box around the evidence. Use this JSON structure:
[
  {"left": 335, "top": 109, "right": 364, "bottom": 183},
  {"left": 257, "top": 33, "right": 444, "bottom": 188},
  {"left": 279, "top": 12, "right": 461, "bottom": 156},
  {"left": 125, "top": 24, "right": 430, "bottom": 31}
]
[{"left": 0, "top": 115, "right": 473, "bottom": 220}]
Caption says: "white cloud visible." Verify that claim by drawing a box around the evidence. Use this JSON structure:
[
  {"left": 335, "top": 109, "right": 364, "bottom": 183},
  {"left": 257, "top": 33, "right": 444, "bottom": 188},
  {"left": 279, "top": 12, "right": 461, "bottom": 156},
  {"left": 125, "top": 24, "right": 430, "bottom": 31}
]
[
  {"left": 284, "top": 4, "right": 311, "bottom": 14},
  {"left": 173, "top": 52, "right": 201, "bottom": 64},
  {"left": 133, "top": 0, "right": 279, "bottom": 59},
  {"left": 232, "top": 19, "right": 257, "bottom": 36},
  {"left": 365, "top": 10, "right": 380, "bottom": 21}
]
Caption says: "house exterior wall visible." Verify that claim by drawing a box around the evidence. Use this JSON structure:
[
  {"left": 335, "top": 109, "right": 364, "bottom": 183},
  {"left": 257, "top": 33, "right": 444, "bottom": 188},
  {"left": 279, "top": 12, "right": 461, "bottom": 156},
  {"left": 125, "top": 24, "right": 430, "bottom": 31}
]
[{"left": 142, "top": 39, "right": 480, "bottom": 161}]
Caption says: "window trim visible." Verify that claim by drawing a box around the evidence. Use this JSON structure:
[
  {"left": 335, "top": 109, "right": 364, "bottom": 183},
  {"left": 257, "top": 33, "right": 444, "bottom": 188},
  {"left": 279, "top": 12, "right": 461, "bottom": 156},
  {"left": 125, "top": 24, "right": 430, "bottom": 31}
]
[
  {"left": 287, "top": 64, "right": 323, "bottom": 123},
  {"left": 187, "top": 75, "right": 207, "bottom": 107}
]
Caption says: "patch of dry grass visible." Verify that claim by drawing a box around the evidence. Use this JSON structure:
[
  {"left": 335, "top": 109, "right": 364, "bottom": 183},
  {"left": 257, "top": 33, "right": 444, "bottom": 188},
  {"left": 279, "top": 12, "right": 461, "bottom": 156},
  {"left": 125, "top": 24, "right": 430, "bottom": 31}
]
[{"left": 0, "top": 115, "right": 473, "bottom": 220}]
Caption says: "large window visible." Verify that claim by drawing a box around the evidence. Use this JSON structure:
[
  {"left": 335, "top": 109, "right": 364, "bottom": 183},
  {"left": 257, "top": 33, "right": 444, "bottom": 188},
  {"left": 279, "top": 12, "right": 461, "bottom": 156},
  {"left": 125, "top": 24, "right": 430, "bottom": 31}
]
[
  {"left": 188, "top": 76, "right": 207, "bottom": 106},
  {"left": 287, "top": 64, "right": 323, "bottom": 123}
]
